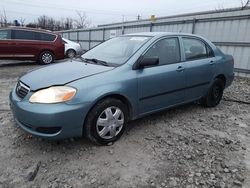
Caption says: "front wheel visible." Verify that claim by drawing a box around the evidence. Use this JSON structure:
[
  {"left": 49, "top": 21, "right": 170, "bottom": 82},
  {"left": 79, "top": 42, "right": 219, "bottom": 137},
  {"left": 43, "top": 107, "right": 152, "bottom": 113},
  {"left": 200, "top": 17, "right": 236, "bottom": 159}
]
[
  {"left": 84, "top": 98, "right": 128, "bottom": 145},
  {"left": 39, "top": 51, "right": 54, "bottom": 65},
  {"left": 201, "top": 78, "right": 225, "bottom": 107},
  {"left": 66, "top": 49, "right": 76, "bottom": 58}
]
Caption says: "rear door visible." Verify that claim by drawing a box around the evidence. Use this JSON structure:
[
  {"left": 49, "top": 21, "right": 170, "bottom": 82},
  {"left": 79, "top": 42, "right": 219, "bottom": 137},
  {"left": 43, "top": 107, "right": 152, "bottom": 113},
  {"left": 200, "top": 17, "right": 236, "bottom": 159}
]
[
  {"left": 0, "top": 29, "right": 12, "bottom": 57},
  {"left": 181, "top": 37, "right": 216, "bottom": 101},
  {"left": 137, "top": 37, "right": 187, "bottom": 115},
  {"left": 12, "top": 29, "right": 39, "bottom": 58}
]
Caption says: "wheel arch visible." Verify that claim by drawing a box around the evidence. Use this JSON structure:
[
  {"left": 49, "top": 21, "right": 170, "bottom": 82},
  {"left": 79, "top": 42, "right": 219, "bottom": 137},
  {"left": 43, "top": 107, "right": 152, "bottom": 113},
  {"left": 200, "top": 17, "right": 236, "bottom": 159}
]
[
  {"left": 66, "top": 48, "right": 76, "bottom": 53},
  {"left": 215, "top": 74, "right": 226, "bottom": 87},
  {"left": 85, "top": 93, "right": 134, "bottom": 123}
]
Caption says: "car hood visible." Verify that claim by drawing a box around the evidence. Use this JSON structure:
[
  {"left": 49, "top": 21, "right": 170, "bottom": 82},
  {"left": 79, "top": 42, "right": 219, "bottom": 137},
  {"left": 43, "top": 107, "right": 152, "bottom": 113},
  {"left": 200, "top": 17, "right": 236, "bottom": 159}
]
[{"left": 20, "top": 60, "right": 114, "bottom": 91}]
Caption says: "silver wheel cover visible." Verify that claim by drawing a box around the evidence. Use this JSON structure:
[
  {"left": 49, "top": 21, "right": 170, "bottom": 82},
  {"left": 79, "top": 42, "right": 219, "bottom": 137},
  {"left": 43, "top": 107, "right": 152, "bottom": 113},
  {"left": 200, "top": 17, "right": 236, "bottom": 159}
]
[
  {"left": 96, "top": 106, "right": 124, "bottom": 139},
  {"left": 42, "top": 53, "right": 53, "bottom": 64}
]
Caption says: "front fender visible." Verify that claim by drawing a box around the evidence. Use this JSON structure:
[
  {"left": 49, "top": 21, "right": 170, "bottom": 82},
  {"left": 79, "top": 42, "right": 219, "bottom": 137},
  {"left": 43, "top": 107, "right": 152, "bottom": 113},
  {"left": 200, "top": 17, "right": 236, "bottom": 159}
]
[{"left": 67, "top": 68, "right": 138, "bottom": 119}]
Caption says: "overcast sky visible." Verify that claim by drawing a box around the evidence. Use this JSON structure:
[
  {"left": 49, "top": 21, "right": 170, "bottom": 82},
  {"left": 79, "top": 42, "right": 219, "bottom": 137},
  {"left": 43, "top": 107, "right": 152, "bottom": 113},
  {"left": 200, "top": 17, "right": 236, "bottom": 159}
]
[{"left": 0, "top": 0, "right": 246, "bottom": 26}]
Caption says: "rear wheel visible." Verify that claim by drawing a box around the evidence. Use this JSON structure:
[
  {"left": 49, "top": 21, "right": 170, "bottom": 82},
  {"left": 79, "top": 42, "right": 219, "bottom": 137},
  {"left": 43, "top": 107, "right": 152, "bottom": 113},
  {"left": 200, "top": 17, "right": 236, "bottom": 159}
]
[
  {"left": 84, "top": 98, "right": 128, "bottom": 145},
  {"left": 201, "top": 78, "right": 224, "bottom": 107},
  {"left": 39, "top": 51, "right": 54, "bottom": 65}
]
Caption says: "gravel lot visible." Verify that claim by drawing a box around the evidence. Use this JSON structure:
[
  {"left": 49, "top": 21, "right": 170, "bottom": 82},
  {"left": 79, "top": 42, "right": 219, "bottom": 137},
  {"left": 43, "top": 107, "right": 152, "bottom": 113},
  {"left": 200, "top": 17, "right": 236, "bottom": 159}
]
[{"left": 0, "top": 61, "right": 250, "bottom": 188}]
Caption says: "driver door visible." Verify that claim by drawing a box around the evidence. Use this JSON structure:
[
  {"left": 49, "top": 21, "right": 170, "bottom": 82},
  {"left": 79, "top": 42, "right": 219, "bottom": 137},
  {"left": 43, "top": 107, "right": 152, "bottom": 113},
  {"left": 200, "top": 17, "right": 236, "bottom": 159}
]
[{"left": 136, "top": 37, "right": 187, "bottom": 115}]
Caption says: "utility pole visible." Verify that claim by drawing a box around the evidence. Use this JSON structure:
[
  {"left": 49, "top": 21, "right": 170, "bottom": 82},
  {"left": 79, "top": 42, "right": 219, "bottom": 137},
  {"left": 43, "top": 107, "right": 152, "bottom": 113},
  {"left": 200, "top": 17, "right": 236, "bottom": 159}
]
[
  {"left": 122, "top": 15, "right": 125, "bottom": 34},
  {"left": 137, "top": 14, "right": 141, "bottom": 20}
]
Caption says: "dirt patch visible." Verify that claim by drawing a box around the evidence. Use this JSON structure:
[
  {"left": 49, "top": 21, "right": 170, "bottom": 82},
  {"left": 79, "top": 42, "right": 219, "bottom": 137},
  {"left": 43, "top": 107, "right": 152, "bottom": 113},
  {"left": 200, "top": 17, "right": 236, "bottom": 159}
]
[{"left": 0, "top": 63, "right": 250, "bottom": 187}]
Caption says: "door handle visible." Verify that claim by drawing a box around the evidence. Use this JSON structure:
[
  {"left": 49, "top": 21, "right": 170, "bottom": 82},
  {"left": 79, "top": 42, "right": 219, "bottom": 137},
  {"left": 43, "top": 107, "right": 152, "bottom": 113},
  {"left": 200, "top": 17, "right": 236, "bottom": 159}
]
[
  {"left": 209, "top": 60, "right": 215, "bottom": 65},
  {"left": 176, "top": 66, "right": 185, "bottom": 72}
]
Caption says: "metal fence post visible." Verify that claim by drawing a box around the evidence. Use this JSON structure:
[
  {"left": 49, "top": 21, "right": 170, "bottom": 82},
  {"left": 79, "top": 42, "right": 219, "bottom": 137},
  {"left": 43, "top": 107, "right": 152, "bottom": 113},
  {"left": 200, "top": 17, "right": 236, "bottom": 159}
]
[
  {"left": 88, "top": 30, "right": 91, "bottom": 50},
  {"left": 77, "top": 31, "right": 79, "bottom": 43},
  {"left": 103, "top": 28, "right": 105, "bottom": 42},
  {"left": 150, "top": 23, "right": 153, "bottom": 32},
  {"left": 192, "top": 18, "right": 197, "bottom": 34},
  {"left": 122, "top": 26, "right": 125, "bottom": 34}
]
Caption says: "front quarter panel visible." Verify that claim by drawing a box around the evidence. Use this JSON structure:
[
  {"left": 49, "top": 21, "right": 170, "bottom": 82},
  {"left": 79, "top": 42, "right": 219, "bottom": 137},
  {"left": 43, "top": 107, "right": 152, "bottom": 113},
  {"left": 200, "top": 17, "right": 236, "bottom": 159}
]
[{"left": 67, "top": 64, "right": 138, "bottom": 119}]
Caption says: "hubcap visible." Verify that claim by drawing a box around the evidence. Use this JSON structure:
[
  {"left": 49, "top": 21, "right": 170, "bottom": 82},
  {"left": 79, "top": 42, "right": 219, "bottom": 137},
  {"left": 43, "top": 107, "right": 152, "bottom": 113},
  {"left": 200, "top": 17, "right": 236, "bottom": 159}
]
[
  {"left": 42, "top": 53, "right": 53, "bottom": 64},
  {"left": 96, "top": 106, "right": 124, "bottom": 139}
]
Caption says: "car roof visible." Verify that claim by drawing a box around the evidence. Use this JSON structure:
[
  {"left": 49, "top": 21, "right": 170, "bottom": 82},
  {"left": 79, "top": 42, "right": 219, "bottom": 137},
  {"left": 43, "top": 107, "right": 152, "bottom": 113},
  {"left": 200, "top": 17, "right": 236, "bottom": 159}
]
[
  {"left": 0, "top": 27, "right": 56, "bottom": 34},
  {"left": 124, "top": 32, "right": 201, "bottom": 38}
]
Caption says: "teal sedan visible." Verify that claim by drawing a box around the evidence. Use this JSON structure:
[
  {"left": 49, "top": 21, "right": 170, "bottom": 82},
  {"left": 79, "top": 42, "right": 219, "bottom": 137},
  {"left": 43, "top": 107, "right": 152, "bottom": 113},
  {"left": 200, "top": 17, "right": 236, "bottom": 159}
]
[{"left": 9, "top": 32, "right": 234, "bottom": 145}]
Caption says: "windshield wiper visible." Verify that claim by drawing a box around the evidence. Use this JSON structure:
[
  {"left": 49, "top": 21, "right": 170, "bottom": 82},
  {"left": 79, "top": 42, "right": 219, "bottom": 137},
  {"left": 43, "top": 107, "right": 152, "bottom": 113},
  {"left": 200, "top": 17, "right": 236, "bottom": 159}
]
[{"left": 82, "top": 58, "right": 109, "bottom": 66}]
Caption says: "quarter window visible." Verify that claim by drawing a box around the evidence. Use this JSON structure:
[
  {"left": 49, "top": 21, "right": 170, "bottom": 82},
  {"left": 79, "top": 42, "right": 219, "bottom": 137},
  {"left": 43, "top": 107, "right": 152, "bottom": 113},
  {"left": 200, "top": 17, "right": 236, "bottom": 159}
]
[
  {"left": 182, "top": 38, "right": 213, "bottom": 61},
  {"left": 144, "top": 38, "right": 181, "bottom": 65},
  {"left": 39, "top": 33, "right": 56, "bottom": 41},
  {"left": 0, "top": 30, "right": 11, "bottom": 39}
]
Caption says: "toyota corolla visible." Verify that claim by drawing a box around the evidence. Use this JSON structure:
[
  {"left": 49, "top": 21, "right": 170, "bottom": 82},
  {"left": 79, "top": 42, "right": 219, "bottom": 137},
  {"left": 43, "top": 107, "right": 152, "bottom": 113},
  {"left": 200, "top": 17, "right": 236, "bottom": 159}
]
[{"left": 9, "top": 32, "right": 234, "bottom": 145}]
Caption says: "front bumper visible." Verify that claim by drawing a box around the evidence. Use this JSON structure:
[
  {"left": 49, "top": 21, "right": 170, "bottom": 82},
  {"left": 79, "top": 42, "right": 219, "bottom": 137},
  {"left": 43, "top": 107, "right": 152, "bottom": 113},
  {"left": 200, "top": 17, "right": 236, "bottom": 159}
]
[{"left": 9, "top": 90, "right": 90, "bottom": 140}]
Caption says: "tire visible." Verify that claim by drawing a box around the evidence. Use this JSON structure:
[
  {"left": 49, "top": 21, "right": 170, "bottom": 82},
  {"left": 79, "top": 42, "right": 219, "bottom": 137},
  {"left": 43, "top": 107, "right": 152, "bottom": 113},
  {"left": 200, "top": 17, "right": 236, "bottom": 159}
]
[
  {"left": 201, "top": 78, "right": 225, "bottom": 107},
  {"left": 39, "top": 51, "right": 54, "bottom": 65},
  {"left": 84, "top": 98, "right": 128, "bottom": 145},
  {"left": 66, "top": 49, "right": 76, "bottom": 58}
]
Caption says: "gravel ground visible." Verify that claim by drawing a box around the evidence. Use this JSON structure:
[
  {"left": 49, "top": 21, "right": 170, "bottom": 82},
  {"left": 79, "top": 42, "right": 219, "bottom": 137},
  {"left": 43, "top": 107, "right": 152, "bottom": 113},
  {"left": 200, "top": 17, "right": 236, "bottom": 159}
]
[{"left": 0, "top": 62, "right": 250, "bottom": 188}]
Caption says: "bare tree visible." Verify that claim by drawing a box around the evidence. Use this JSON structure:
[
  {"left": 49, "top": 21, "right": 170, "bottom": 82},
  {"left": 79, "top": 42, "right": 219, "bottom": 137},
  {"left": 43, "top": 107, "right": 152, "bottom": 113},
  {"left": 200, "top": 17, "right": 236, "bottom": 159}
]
[
  {"left": 47, "top": 17, "right": 55, "bottom": 30},
  {"left": 244, "top": 0, "right": 249, "bottom": 8},
  {"left": 0, "top": 8, "right": 8, "bottom": 27},
  {"left": 26, "top": 22, "right": 37, "bottom": 28},
  {"left": 28, "top": 15, "right": 76, "bottom": 31},
  {"left": 64, "top": 17, "right": 74, "bottom": 30},
  {"left": 215, "top": 4, "right": 225, "bottom": 11},
  {"left": 75, "top": 10, "right": 90, "bottom": 29},
  {"left": 240, "top": 0, "right": 250, "bottom": 9},
  {"left": 19, "top": 17, "right": 26, "bottom": 26},
  {"left": 37, "top": 15, "right": 47, "bottom": 29},
  {"left": 36, "top": 15, "right": 56, "bottom": 30}
]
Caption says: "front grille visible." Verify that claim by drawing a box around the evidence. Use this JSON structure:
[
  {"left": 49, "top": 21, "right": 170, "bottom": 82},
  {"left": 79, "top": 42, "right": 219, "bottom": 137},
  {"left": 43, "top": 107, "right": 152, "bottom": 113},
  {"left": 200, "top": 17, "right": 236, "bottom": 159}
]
[{"left": 16, "top": 81, "right": 30, "bottom": 99}]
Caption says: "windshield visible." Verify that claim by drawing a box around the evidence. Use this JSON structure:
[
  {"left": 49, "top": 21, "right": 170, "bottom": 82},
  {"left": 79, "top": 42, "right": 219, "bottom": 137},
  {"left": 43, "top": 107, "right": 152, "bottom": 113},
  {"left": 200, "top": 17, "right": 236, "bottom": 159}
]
[{"left": 82, "top": 36, "right": 151, "bottom": 66}]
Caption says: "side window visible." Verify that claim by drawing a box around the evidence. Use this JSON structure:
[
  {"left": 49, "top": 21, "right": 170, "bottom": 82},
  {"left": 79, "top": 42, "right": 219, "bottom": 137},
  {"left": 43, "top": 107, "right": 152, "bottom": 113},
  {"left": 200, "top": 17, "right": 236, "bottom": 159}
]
[
  {"left": 14, "top": 30, "right": 36, "bottom": 40},
  {"left": 0, "top": 30, "right": 11, "bottom": 40},
  {"left": 39, "top": 33, "right": 56, "bottom": 41},
  {"left": 144, "top": 38, "right": 181, "bottom": 65},
  {"left": 182, "top": 38, "right": 213, "bottom": 61}
]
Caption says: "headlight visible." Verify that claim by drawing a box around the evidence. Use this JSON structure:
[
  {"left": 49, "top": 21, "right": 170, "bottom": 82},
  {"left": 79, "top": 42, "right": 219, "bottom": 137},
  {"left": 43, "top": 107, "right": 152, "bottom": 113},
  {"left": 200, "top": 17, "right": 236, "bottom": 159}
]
[{"left": 29, "top": 86, "right": 76, "bottom": 104}]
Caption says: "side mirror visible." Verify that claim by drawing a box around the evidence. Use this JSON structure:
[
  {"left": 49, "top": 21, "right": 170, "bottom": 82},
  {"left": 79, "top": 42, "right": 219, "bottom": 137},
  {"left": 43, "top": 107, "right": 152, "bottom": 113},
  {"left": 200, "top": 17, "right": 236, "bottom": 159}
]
[{"left": 133, "top": 56, "right": 159, "bottom": 70}]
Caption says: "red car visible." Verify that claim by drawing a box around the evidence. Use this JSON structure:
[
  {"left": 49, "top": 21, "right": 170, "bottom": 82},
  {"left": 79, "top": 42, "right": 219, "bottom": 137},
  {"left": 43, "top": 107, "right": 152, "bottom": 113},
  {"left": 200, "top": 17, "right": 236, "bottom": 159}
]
[{"left": 0, "top": 27, "right": 65, "bottom": 64}]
